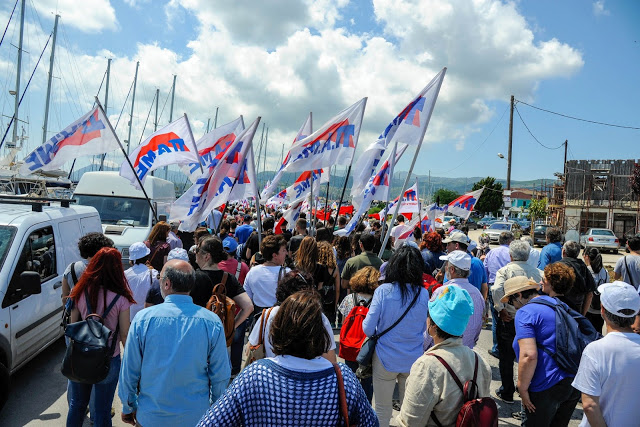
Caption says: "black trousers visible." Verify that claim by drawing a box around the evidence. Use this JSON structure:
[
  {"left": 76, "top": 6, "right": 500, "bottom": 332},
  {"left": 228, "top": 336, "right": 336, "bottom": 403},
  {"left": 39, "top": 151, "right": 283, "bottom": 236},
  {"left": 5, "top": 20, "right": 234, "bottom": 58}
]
[
  {"left": 523, "top": 377, "right": 581, "bottom": 427},
  {"left": 497, "top": 318, "right": 516, "bottom": 396}
]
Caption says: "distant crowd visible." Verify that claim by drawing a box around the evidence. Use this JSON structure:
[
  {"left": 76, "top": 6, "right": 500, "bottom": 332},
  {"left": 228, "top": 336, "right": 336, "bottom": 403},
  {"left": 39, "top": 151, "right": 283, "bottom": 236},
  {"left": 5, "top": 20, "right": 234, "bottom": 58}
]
[{"left": 60, "top": 206, "right": 640, "bottom": 427}]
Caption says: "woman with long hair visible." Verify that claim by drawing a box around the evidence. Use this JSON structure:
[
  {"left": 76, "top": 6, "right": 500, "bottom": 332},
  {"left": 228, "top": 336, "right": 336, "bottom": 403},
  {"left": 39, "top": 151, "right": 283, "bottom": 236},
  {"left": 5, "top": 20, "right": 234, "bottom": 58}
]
[
  {"left": 199, "top": 290, "right": 376, "bottom": 426},
  {"left": 583, "top": 247, "right": 609, "bottom": 332},
  {"left": 362, "top": 246, "right": 430, "bottom": 426},
  {"left": 145, "top": 221, "right": 171, "bottom": 271},
  {"left": 66, "top": 247, "right": 135, "bottom": 427},
  {"left": 317, "top": 241, "right": 341, "bottom": 324},
  {"left": 419, "top": 231, "right": 446, "bottom": 276},
  {"left": 334, "top": 236, "right": 352, "bottom": 275}
]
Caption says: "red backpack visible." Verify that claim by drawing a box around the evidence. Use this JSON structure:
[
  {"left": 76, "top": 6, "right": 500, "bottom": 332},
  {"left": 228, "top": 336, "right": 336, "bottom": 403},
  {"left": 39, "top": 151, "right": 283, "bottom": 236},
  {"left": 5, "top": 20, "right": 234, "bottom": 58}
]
[
  {"left": 428, "top": 353, "right": 498, "bottom": 427},
  {"left": 339, "top": 294, "right": 371, "bottom": 362}
]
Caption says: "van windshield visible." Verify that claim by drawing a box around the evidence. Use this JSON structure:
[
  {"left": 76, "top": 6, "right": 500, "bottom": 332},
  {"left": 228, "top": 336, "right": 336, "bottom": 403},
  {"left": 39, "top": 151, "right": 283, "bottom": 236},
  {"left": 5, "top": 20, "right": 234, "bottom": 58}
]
[
  {"left": 0, "top": 226, "right": 16, "bottom": 271},
  {"left": 75, "top": 195, "right": 150, "bottom": 227}
]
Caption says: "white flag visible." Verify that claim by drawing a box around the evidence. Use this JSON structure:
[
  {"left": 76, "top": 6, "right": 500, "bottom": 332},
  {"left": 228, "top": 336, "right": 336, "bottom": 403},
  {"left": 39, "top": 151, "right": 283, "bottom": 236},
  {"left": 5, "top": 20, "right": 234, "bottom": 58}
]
[
  {"left": 447, "top": 188, "right": 484, "bottom": 220},
  {"left": 261, "top": 113, "right": 312, "bottom": 199},
  {"left": 170, "top": 118, "right": 261, "bottom": 231},
  {"left": 351, "top": 68, "right": 446, "bottom": 197},
  {"left": 120, "top": 115, "right": 198, "bottom": 189},
  {"left": 385, "top": 183, "right": 420, "bottom": 216},
  {"left": 181, "top": 116, "right": 245, "bottom": 183},
  {"left": 20, "top": 106, "right": 118, "bottom": 174},
  {"left": 228, "top": 145, "right": 258, "bottom": 203},
  {"left": 281, "top": 98, "right": 366, "bottom": 173}
]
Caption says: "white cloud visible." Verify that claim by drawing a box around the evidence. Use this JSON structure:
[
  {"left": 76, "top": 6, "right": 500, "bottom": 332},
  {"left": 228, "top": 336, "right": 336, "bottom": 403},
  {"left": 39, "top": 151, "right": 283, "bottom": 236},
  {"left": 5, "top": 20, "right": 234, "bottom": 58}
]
[
  {"left": 32, "top": 0, "right": 118, "bottom": 33},
  {"left": 593, "top": 1, "right": 610, "bottom": 16}
]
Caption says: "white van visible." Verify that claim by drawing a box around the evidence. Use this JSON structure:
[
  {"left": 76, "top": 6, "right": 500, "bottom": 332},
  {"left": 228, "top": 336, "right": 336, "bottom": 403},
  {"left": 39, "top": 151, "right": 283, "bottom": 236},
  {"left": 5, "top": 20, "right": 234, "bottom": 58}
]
[
  {"left": 73, "top": 171, "right": 176, "bottom": 264},
  {"left": 0, "top": 199, "right": 102, "bottom": 410}
]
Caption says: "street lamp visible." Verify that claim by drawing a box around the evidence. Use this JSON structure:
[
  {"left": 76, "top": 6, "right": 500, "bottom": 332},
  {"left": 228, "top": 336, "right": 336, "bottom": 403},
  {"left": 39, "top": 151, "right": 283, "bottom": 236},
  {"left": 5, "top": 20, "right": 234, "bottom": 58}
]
[{"left": 497, "top": 153, "right": 504, "bottom": 159}]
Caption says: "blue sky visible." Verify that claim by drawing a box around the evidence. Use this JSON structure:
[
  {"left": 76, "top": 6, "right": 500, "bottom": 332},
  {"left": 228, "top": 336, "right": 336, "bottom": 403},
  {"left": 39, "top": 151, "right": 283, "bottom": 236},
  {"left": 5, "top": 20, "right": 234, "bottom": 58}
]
[{"left": 0, "top": 0, "right": 638, "bottom": 184}]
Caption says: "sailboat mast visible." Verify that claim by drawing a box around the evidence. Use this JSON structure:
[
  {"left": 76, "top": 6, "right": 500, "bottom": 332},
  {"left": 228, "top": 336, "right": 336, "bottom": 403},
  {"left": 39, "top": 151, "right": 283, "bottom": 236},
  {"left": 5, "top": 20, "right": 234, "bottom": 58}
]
[
  {"left": 126, "top": 61, "right": 139, "bottom": 155},
  {"left": 154, "top": 88, "right": 159, "bottom": 132},
  {"left": 41, "top": 14, "right": 59, "bottom": 145},
  {"left": 169, "top": 75, "right": 176, "bottom": 123},
  {"left": 104, "top": 58, "right": 111, "bottom": 112},
  {"left": 11, "top": 0, "right": 25, "bottom": 147},
  {"left": 213, "top": 106, "right": 218, "bottom": 129}
]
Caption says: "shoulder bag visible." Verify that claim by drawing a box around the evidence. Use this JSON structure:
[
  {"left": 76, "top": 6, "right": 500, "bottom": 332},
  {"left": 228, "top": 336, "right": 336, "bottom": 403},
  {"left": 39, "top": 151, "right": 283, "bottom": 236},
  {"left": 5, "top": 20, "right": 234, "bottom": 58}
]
[
  {"left": 356, "top": 288, "right": 421, "bottom": 379},
  {"left": 242, "top": 307, "right": 274, "bottom": 369},
  {"left": 624, "top": 256, "right": 636, "bottom": 288},
  {"left": 334, "top": 363, "right": 356, "bottom": 427}
]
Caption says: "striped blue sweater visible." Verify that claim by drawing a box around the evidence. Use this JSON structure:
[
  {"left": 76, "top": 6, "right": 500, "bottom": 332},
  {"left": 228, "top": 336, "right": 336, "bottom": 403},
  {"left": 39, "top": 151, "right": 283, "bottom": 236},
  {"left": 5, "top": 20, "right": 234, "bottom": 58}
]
[{"left": 197, "top": 359, "right": 379, "bottom": 426}]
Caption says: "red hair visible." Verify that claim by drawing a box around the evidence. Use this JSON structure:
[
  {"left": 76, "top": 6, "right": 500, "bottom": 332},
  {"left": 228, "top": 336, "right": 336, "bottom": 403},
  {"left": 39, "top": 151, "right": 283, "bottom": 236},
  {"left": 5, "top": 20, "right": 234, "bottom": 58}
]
[{"left": 69, "top": 247, "right": 136, "bottom": 309}]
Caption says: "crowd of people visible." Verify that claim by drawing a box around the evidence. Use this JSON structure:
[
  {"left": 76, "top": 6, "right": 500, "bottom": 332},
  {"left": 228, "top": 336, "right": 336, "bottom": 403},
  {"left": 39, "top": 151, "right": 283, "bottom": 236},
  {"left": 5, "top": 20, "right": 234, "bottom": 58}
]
[{"left": 59, "top": 207, "right": 640, "bottom": 427}]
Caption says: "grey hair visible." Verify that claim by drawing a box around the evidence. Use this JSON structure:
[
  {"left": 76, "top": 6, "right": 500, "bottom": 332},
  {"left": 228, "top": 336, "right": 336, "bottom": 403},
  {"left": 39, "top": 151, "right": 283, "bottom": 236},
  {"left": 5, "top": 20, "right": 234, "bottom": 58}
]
[
  {"left": 448, "top": 262, "right": 470, "bottom": 278},
  {"left": 499, "top": 231, "right": 515, "bottom": 246},
  {"left": 563, "top": 240, "right": 581, "bottom": 258},
  {"left": 520, "top": 236, "right": 534, "bottom": 246},
  {"left": 163, "top": 265, "right": 196, "bottom": 293},
  {"left": 509, "top": 240, "right": 531, "bottom": 261}
]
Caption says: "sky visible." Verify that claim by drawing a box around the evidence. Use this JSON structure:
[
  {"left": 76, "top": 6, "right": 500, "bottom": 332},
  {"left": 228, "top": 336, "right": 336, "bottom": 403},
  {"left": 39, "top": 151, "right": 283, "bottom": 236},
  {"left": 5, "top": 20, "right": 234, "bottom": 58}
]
[{"left": 0, "top": 0, "right": 638, "bottom": 184}]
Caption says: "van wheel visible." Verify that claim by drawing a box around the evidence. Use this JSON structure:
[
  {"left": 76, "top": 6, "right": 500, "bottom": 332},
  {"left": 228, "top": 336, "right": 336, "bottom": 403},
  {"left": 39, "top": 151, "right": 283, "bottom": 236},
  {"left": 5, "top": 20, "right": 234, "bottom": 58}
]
[{"left": 0, "top": 360, "right": 8, "bottom": 412}]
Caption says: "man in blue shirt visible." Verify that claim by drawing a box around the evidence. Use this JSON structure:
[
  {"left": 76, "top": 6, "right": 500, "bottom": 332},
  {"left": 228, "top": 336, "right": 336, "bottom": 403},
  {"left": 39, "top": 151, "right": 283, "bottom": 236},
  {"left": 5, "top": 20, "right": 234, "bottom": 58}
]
[
  {"left": 537, "top": 227, "right": 563, "bottom": 270},
  {"left": 119, "top": 259, "right": 230, "bottom": 427},
  {"left": 235, "top": 215, "right": 254, "bottom": 245}
]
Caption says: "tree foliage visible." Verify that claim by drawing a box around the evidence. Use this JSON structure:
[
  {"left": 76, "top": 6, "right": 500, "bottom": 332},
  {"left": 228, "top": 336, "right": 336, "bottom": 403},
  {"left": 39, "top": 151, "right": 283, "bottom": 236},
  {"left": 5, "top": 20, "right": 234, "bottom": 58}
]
[
  {"left": 434, "top": 188, "right": 459, "bottom": 205},
  {"left": 528, "top": 197, "right": 548, "bottom": 222},
  {"left": 471, "top": 177, "right": 503, "bottom": 214}
]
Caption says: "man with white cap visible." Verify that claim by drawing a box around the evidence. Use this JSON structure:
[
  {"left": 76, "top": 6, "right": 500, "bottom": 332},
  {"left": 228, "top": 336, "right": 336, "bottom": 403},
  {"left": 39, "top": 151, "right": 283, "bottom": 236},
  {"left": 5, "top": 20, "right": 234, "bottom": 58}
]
[
  {"left": 442, "top": 231, "right": 488, "bottom": 299},
  {"left": 124, "top": 242, "right": 159, "bottom": 321},
  {"left": 572, "top": 281, "right": 640, "bottom": 427},
  {"left": 397, "top": 285, "right": 491, "bottom": 426},
  {"left": 424, "top": 250, "right": 484, "bottom": 349}
]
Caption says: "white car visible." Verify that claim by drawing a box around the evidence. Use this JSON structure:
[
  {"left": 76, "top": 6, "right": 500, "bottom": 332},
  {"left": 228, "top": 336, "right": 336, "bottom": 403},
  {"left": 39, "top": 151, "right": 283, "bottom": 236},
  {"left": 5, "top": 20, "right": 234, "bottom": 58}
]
[
  {"left": 485, "top": 221, "right": 520, "bottom": 243},
  {"left": 580, "top": 228, "right": 620, "bottom": 253}
]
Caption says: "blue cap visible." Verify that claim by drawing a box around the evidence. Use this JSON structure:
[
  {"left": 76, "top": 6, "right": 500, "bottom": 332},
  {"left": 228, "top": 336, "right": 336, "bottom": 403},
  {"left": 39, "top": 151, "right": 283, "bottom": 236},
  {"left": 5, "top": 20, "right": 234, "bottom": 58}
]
[
  {"left": 428, "top": 285, "right": 474, "bottom": 336},
  {"left": 223, "top": 237, "right": 238, "bottom": 253}
]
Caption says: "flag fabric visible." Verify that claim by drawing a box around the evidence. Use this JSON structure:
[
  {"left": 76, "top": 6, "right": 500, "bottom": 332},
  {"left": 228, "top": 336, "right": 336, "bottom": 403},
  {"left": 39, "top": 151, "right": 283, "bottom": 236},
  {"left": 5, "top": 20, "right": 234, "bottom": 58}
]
[
  {"left": 20, "top": 106, "right": 118, "bottom": 174},
  {"left": 281, "top": 98, "right": 366, "bottom": 173},
  {"left": 181, "top": 116, "right": 244, "bottom": 182},
  {"left": 385, "top": 183, "right": 420, "bottom": 216},
  {"left": 120, "top": 115, "right": 198, "bottom": 189},
  {"left": 278, "top": 199, "right": 304, "bottom": 232},
  {"left": 421, "top": 203, "right": 447, "bottom": 232},
  {"left": 266, "top": 188, "right": 289, "bottom": 208},
  {"left": 350, "top": 68, "right": 446, "bottom": 198},
  {"left": 395, "top": 214, "right": 422, "bottom": 240},
  {"left": 170, "top": 118, "right": 261, "bottom": 231},
  {"left": 227, "top": 145, "right": 258, "bottom": 203},
  {"left": 447, "top": 188, "right": 484, "bottom": 220},
  {"left": 276, "top": 169, "right": 329, "bottom": 204},
  {"left": 261, "top": 113, "right": 312, "bottom": 199}
]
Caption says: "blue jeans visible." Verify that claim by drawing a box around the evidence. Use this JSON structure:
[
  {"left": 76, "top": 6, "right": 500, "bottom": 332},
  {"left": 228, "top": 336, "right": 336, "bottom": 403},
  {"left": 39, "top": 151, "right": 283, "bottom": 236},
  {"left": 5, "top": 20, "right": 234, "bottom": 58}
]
[
  {"left": 345, "top": 360, "right": 373, "bottom": 403},
  {"left": 230, "top": 318, "right": 249, "bottom": 375},
  {"left": 487, "top": 291, "right": 499, "bottom": 354},
  {"left": 67, "top": 355, "right": 121, "bottom": 427}
]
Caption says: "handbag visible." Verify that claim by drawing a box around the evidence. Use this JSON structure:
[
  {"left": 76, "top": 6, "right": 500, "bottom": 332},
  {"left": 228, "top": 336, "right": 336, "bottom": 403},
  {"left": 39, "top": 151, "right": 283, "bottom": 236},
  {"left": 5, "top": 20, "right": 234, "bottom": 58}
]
[
  {"left": 242, "top": 307, "right": 274, "bottom": 369},
  {"left": 334, "top": 363, "right": 357, "bottom": 427},
  {"left": 61, "top": 289, "right": 120, "bottom": 384},
  {"left": 356, "top": 288, "right": 421, "bottom": 379}
]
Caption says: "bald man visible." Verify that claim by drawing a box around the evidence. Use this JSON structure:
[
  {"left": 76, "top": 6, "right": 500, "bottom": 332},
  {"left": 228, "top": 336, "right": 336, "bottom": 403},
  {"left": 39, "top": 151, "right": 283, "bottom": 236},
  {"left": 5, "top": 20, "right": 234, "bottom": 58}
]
[{"left": 119, "top": 260, "right": 230, "bottom": 427}]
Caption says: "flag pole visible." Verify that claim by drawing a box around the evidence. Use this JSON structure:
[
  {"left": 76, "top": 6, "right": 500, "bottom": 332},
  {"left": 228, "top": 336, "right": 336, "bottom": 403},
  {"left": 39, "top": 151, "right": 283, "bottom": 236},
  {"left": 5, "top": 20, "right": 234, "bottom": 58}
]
[
  {"left": 95, "top": 96, "right": 158, "bottom": 222},
  {"left": 379, "top": 68, "right": 446, "bottom": 256},
  {"left": 380, "top": 140, "right": 398, "bottom": 245},
  {"left": 184, "top": 113, "right": 204, "bottom": 175},
  {"left": 249, "top": 144, "right": 264, "bottom": 249},
  {"left": 323, "top": 166, "right": 331, "bottom": 227}
]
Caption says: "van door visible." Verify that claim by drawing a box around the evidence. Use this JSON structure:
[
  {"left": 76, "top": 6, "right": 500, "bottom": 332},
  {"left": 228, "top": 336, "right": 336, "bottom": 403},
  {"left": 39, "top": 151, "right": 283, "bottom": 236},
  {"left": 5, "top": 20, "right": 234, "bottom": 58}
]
[
  {"left": 58, "top": 219, "right": 82, "bottom": 268},
  {"left": 2, "top": 225, "right": 63, "bottom": 368}
]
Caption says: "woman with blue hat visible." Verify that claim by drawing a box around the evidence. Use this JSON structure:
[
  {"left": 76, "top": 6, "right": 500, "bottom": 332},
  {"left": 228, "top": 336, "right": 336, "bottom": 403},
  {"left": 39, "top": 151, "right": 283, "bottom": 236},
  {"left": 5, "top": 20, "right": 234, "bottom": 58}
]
[{"left": 396, "top": 285, "right": 491, "bottom": 426}]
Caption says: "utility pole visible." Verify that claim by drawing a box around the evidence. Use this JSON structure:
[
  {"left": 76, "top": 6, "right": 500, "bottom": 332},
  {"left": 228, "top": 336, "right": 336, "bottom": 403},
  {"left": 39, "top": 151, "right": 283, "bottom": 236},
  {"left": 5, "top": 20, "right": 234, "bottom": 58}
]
[
  {"left": 42, "top": 14, "right": 59, "bottom": 145},
  {"left": 507, "top": 95, "right": 514, "bottom": 190},
  {"left": 11, "top": 0, "right": 26, "bottom": 147},
  {"left": 126, "top": 61, "right": 140, "bottom": 155}
]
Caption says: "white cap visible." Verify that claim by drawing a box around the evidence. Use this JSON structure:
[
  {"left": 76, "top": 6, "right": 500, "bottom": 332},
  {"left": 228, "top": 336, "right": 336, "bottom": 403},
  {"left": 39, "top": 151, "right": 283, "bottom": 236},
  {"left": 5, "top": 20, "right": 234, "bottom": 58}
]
[
  {"left": 598, "top": 281, "right": 640, "bottom": 317},
  {"left": 129, "top": 242, "right": 150, "bottom": 262},
  {"left": 167, "top": 248, "right": 189, "bottom": 262},
  {"left": 439, "top": 250, "right": 471, "bottom": 271}
]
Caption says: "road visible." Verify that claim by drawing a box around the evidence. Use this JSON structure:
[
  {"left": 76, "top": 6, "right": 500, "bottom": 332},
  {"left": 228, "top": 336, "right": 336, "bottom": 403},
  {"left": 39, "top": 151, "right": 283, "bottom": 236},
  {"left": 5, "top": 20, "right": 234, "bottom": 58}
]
[{"left": 2, "top": 230, "right": 611, "bottom": 426}]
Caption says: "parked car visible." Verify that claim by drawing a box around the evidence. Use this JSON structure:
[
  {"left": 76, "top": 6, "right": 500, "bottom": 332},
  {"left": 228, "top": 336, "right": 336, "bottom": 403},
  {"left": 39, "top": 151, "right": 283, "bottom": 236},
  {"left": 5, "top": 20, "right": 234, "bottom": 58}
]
[
  {"left": 533, "top": 224, "right": 551, "bottom": 247},
  {"left": 580, "top": 228, "right": 620, "bottom": 253},
  {"left": 485, "top": 221, "right": 521, "bottom": 243},
  {"left": 515, "top": 218, "right": 531, "bottom": 235},
  {"left": 478, "top": 216, "right": 496, "bottom": 227},
  {"left": 463, "top": 217, "right": 479, "bottom": 230}
]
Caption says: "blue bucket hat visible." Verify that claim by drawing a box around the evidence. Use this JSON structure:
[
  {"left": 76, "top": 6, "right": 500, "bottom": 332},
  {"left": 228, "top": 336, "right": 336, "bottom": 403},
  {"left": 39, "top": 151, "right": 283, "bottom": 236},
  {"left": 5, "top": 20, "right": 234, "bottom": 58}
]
[{"left": 428, "top": 285, "right": 474, "bottom": 337}]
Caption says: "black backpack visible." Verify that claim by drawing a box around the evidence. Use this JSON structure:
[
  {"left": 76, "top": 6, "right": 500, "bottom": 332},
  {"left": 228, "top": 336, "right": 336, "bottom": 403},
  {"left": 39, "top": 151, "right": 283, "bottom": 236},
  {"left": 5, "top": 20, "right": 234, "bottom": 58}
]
[
  {"left": 61, "top": 289, "right": 120, "bottom": 384},
  {"left": 529, "top": 297, "right": 601, "bottom": 375}
]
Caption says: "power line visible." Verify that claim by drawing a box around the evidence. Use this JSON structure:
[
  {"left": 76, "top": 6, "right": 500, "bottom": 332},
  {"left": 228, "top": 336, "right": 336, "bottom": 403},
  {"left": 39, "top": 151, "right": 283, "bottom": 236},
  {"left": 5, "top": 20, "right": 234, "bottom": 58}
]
[
  {"left": 514, "top": 105, "right": 565, "bottom": 150},
  {"left": 516, "top": 99, "right": 640, "bottom": 130}
]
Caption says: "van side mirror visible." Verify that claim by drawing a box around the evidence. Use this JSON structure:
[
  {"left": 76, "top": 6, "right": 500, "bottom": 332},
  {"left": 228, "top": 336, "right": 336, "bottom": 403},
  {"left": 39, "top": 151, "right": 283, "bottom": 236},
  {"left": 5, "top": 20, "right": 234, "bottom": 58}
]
[{"left": 19, "top": 271, "right": 41, "bottom": 295}]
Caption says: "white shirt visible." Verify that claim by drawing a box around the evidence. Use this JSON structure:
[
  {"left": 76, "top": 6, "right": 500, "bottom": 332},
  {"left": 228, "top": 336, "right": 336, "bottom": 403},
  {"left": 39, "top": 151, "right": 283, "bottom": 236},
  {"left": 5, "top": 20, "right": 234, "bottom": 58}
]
[
  {"left": 243, "top": 265, "right": 289, "bottom": 308},
  {"left": 124, "top": 264, "right": 158, "bottom": 321},
  {"left": 269, "top": 355, "right": 332, "bottom": 372},
  {"left": 526, "top": 247, "right": 540, "bottom": 269},
  {"left": 572, "top": 332, "right": 640, "bottom": 427},
  {"left": 166, "top": 230, "right": 183, "bottom": 250},
  {"left": 248, "top": 306, "right": 336, "bottom": 358}
]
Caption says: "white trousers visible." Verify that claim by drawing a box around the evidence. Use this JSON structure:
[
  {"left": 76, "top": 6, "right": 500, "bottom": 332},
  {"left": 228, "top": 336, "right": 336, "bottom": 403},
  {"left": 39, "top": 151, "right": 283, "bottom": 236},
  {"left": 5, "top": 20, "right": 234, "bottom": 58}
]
[{"left": 373, "top": 352, "right": 409, "bottom": 427}]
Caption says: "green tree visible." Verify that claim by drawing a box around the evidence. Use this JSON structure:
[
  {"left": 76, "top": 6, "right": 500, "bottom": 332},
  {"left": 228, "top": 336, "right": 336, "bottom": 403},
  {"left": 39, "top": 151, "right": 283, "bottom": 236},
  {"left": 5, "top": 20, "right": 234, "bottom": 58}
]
[
  {"left": 433, "top": 188, "right": 459, "bottom": 205},
  {"left": 528, "top": 197, "right": 548, "bottom": 222},
  {"left": 471, "top": 177, "right": 503, "bottom": 215}
]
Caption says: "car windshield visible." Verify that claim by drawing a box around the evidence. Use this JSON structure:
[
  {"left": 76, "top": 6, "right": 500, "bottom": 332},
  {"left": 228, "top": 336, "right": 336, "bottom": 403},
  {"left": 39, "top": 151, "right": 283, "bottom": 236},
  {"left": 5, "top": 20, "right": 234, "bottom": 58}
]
[
  {"left": 489, "top": 223, "right": 511, "bottom": 230},
  {"left": 0, "top": 225, "right": 16, "bottom": 272},
  {"left": 75, "top": 195, "right": 150, "bottom": 227},
  {"left": 534, "top": 225, "right": 548, "bottom": 232},
  {"left": 592, "top": 229, "right": 615, "bottom": 236}
]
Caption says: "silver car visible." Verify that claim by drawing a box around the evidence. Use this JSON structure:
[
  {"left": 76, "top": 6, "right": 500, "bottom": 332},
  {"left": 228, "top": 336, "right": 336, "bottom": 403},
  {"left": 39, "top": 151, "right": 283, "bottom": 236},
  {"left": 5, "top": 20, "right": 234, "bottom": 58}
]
[
  {"left": 580, "top": 228, "right": 620, "bottom": 253},
  {"left": 485, "top": 221, "right": 520, "bottom": 243}
]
